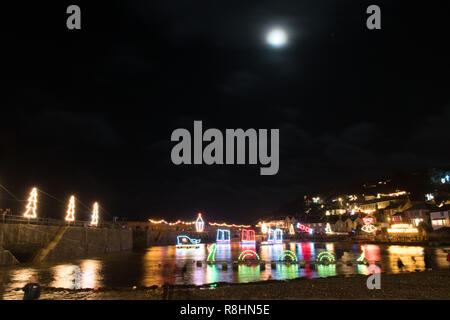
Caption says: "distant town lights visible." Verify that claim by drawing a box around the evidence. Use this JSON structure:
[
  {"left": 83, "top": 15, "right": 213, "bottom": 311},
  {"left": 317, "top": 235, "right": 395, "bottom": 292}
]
[{"left": 23, "top": 187, "right": 38, "bottom": 219}]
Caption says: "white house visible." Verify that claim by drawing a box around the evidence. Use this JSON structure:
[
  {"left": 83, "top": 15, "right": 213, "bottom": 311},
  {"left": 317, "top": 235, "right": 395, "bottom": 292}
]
[{"left": 430, "top": 206, "right": 450, "bottom": 230}]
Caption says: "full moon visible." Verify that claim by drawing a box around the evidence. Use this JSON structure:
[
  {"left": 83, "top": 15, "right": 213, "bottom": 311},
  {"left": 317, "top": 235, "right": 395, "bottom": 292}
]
[{"left": 266, "top": 28, "right": 288, "bottom": 48}]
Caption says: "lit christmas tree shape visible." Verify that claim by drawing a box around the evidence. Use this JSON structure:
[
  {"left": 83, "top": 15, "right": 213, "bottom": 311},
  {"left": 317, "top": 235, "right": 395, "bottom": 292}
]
[
  {"left": 23, "top": 187, "right": 38, "bottom": 219},
  {"left": 289, "top": 223, "right": 295, "bottom": 235},
  {"left": 195, "top": 212, "right": 204, "bottom": 232},
  {"left": 361, "top": 216, "right": 377, "bottom": 233},
  {"left": 65, "top": 195, "right": 76, "bottom": 222},
  {"left": 216, "top": 229, "right": 230, "bottom": 244},
  {"left": 91, "top": 202, "right": 99, "bottom": 226},
  {"left": 325, "top": 223, "right": 333, "bottom": 234}
]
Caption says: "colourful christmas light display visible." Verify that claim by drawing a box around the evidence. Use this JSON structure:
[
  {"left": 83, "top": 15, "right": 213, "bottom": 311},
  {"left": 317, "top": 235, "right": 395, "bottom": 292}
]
[
  {"left": 207, "top": 243, "right": 217, "bottom": 262},
  {"left": 361, "top": 216, "right": 376, "bottom": 233},
  {"left": 23, "top": 187, "right": 38, "bottom": 219},
  {"left": 195, "top": 212, "right": 204, "bottom": 232},
  {"left": 176, "top": 235, "right": 201, "bottom": 248},
  {"left": 216, "top": 229, "right": 231, "bottom": 244},
  {"left": 325, "top": 223, "right": 333, "bottom": 234},
  {"left": 241, "top": 229, "right": 256, "bottom": 245},
  {"left": 277, "top": 250, "right": 298, "bottom": 262},
  {"left": 65, "top": 195, "right": 76, "bottom": 222},
  {"left": 387, "top": 224, "right": 418, "bottom": 233},
  {"left": 91, "top": 202, "right": 99, "bottom": 226},
  {"left": 316, "top": 251, "right": 336, "bottom": 265},
  {"left": 267, "top": 227, "right": 283, "bottom": 244},
  {"left": 296, "top": 222, "right": 313, "bottom": 234},
  {"left": 238, "top": 249, "right": 260, "bottom": 261}
]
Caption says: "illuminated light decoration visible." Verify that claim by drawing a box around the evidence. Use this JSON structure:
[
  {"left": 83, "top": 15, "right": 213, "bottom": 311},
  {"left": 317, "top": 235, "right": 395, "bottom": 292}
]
[
  {"left": 241, "top": 229, "right": 256, "bottom": 245},
  {"left": 277, "top": 250, "right": 298, "bottom": 262},
  {"left": 176, "top": 235, "right": 201, "bottom": 248},
  {"left": 387, "top": 224, "right": 419, "bottom": 234},
  {"left": 361, "top": 216, "right": 377, "bottom": 233},
  {"left": 356, "top": 246, "right": 368, "bottom": 264},
  {"left": 377, "top": 191, "right": 407, "bottom": 198},
  {"left": 425, "top": 193, "right": 434, "bottom": 201},
  {"left": 207, "top": 243, "right": 217, "bottom": 262},
  {"left": 296, "top": 222, "right": 313, "bottom": 234},
  {"left": 261, "top": 222, "right": 268, "bottom": 234},
  {"left": 238, "top": 249, "right": 260, "bottom": 261},
  {"left": 195, "top": 213, "right": 204, "bottom": 232},
  {"left": 148, "top": 219, "right": 195, "bottom": 226},
  {"left": 289, "top": 223, "right": 295, "bottom": 235},
  {"left": 316, "top": 251, "right": 336, "bottom": 265},
  {"left": 65, "top": 195, "right": 76, "bottom": 222},
  {"left": 312, "top": 197, "right": 320, "bottom": 204},
  {"left": 325, "top": 223, "right": 333, "bottom": 234},
  {"left": 91, "top": 202, "right": 99, "bottom": 226},
  {"left": 23, "top": 187, "right": 38, "bottom": 219},
  {"left": 209, "top": 222, "right": 251, "bottom": 228},
  {"left": 216, "top": 229, "right": 231, "bottom": 244},
  {"left": 267, "top": 227, "right": 283, "bottom": 244}
]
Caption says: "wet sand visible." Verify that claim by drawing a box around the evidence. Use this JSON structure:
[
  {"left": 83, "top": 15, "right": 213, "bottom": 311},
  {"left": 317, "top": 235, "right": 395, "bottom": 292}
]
[{"left": 5, "top": 269, "right": 450, "bottom": 300}]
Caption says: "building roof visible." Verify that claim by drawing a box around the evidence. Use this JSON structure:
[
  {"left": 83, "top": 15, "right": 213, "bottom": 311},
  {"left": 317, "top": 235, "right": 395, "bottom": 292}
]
[
  {"left": 404, "top": 202, "right": 437, "bottom": 212},
  {"left": 430, "top": 204, "right": 450, "bottom": 212}
]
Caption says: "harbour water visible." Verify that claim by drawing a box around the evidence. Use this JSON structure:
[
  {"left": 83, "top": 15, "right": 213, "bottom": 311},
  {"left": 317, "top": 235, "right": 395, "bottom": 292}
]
[{"left": 1, "top": 241, "right": 449, "bottom": 299}]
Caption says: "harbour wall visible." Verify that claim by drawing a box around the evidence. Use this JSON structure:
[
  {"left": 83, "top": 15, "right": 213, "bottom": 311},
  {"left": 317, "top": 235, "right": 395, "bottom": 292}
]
[{"left": 0, "top": 224, "right": 132, "bottom": 266}]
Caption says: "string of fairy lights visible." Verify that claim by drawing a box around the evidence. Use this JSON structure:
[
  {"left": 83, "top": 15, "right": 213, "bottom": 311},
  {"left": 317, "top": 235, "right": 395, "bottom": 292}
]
[{"left": 148, "top": 213, "right": 251, "bottom": 230}]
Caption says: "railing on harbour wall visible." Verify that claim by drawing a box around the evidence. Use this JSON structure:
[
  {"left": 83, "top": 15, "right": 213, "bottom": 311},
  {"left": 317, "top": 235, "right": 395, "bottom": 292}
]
[{"left": 0, "top": 214, "right": 114, "bottom": 228}]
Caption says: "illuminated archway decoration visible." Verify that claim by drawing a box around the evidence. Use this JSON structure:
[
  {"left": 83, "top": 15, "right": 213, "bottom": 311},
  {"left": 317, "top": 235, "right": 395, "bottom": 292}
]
[
  {"left": 23, "top": 187, "right": 38, "bottom": 219},
  {"left": 176, "top": 235, "right": 201, "bottom": 248},
  {"left": 316, "top": 251, "right": 336, "bottom": 265},
  {"left": 207, "top": 243, "right": 217, "bottom": 262},
  {"left": 241, "top": 229, "right": 255, "bottom": 245},
  {"left": 65, "top": 195, "right": 76, "bottom": 222},
  {"left": 91, "top": 202, "right": 99, "bottom": 226},
  {"left": 277, "top": 250, "right": 298, "bottom": 262},
  {"left": 196, "top": 212, "right": 204, "bottom": 232},
  {"left": 296, "top": 222, "right": 313, "bottom": 234},
  {"left": 238, "top": 249, "right": 260, "bottom": 261},
  {"left": 267, "top": 227, "right": 283, "bottom": 244},
  {"left": 361, "top": 216, "right": 376, "bottom": 233},
  {"left": 216, "top": 229, "right": 230, "bottom": 244}
]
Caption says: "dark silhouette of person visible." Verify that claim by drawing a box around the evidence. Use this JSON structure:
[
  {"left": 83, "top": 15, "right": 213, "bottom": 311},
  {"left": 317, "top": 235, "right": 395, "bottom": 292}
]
[
  {"left": 22, "top": 276, "right": 41, "bottom": 300},
  {"left": 397, "top": 258, "right": 405, "bottom": 271}
]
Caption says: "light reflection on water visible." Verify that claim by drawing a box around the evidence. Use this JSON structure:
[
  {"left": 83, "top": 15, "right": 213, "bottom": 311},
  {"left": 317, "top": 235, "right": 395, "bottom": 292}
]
[{"left": 1, "top": 242, "right": 449, "bottom": 299}]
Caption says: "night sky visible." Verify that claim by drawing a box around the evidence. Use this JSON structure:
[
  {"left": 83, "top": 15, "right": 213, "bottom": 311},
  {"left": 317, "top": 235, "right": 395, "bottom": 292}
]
[{"left": 1, "top": 1, "right": 449, "bottom": 223}]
